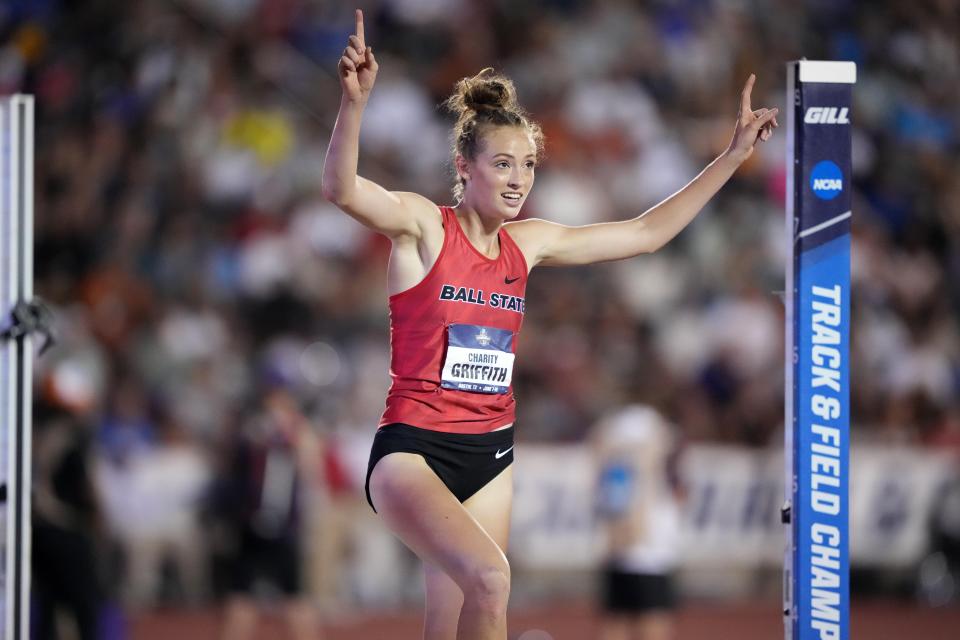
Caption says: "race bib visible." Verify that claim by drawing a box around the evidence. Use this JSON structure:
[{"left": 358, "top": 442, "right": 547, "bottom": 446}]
[{"left": 440, "top": 324, "right": 515, "bottom": 394}]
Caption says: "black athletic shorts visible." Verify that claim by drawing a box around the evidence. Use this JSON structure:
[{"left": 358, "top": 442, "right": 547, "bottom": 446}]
[
  {"left": 230, "top": 529, "right": 301, "bottom": 596},
  {"left": 601, "top": 566, "right": 676, "bottom": 613},
  {"left": 365, "top": 422, "right": 514, "bottom": 512}
]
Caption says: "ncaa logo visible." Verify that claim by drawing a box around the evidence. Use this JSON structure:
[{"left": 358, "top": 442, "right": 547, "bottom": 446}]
[{"left": 810, "top": 160, "right": 843, "bottom": 200}]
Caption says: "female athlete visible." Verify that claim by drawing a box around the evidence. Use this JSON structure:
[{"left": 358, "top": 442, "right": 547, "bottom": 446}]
[{"left": 321, "top": 10, "right": 778, "bottom": 640}]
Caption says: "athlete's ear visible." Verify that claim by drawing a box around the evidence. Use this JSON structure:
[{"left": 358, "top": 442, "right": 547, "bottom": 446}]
[{"left": 455, "top": 154, "right": 470, "bottom": 182}]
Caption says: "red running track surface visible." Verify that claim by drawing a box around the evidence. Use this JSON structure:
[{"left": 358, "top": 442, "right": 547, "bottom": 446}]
[{"left": 132, "top": 598, "right": 960, "bottom": 640}]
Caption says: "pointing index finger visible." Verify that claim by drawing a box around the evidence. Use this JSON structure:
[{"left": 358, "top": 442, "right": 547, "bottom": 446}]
[
  {"left": 356, "top": 9, "right": 365, "bottom": 47},
  {"left": 740, "top": 73, "right": 755, "bottom": 117}
]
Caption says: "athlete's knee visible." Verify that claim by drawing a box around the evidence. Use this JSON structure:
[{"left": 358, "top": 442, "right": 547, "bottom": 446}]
[{"left": 461, "top": 562, "right": 511, "bottom": 616}]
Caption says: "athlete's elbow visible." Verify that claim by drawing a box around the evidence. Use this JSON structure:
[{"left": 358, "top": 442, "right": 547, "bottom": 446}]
[
  {"left": 640, "top": 227, "right": 676, "bottom": 254},
  {"left": 627, "top": 221, "right": 661, "bottom": 255},
  {"left": 321, "top": 180, "right": 352, "bottom": 207},
  {"left": 627, "top": 235, "right": 660, "bottom": 256},
  {"left": 643, "top": 239, "right": 665, "bottom": 254}
]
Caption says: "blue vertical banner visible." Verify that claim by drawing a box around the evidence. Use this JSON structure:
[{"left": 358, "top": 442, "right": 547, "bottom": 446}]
[{"left": 784, "top": 61, "right": 855, "bottom": 640}]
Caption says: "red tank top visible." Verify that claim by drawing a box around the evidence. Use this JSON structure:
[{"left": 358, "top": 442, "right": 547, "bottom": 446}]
[{"left": 380, "top": 206, "right": 529, "bottom": 434}]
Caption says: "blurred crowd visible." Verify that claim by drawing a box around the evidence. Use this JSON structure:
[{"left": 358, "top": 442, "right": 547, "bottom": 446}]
[{"left": 4, "top": 0, "right": 960, "bottom": 614}]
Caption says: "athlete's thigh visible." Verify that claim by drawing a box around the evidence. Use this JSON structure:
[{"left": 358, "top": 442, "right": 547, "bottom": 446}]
[
  {"left": 368, "top": 452, "right": 508, "bottom": 584},
  {"left": 423, "top": 465, "right": 514, "bottom": 630},
  {"left": 463, "top": 464, "right": 513, "bottom": 551},
  {"left": 423, "top": 464, "right": 514, "bottom": 591}
]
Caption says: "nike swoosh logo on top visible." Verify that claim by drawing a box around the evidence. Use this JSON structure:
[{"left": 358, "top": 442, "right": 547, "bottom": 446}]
[
  {"left": 495, "top": 446, "right": 514, "bottom": 459},
  {"left": 504, "top": 276, "right": 521, "bottom": 284}
]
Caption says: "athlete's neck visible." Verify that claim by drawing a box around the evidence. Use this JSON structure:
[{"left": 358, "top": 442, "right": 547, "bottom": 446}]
[{"left": 452, "top": 205, "right": 502, "bottom": 259}]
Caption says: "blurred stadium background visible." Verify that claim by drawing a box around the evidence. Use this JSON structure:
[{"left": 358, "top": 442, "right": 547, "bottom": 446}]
[{"left": 4, "top": 0, "right": 960, "bottom": 638}]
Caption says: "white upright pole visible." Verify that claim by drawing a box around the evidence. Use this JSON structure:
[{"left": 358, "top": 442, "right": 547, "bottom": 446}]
[{"left": 0, "top": 93, "right": 35, "bottom": 640}]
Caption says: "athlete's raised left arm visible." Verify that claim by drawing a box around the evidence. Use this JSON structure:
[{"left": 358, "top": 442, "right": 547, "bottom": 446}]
[{"left": 509, "top": 74, "right": 778, "bottom": 268}]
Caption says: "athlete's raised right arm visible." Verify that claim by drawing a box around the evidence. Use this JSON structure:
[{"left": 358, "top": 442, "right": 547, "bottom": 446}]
[{"left": 321, "top": 9, "right": 433, "bottom": 238}]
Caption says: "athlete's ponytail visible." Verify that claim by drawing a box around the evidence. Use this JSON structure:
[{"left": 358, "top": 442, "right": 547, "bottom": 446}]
[{"left": 444, "top": 68, "right": 543, "bottom": 202}]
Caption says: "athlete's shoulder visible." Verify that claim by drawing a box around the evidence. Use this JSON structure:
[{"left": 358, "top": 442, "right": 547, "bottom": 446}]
[
  {"left": 393, "top": 192, "right": 444, "bottom": 229},
  {"left": 379, "top": 193, "right": 443, "bottom": 247},
  {"left": 504, "top": 218, "right": 564, "bottom": 268}
]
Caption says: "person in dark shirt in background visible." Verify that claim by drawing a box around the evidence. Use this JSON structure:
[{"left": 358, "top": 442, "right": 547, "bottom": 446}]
[
  {"left": 218, "top": 388, "right": 322, "bottom": 640},
  {"left": 32, "top": 400, "right": 104, "bottom": 640}
]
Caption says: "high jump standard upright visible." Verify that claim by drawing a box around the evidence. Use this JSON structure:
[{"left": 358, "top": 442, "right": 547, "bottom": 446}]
[{"left": 1, "top": 93, "right": 35, "bottom": 640}]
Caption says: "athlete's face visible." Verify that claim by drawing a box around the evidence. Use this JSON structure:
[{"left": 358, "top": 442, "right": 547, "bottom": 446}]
[{"left": 458, "top": 126, "right": 537, "bottom": 220}]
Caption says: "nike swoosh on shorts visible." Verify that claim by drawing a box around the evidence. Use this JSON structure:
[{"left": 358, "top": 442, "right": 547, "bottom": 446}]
[{"left": 495, "top": 446, "right": 514, "bottom": 459}]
